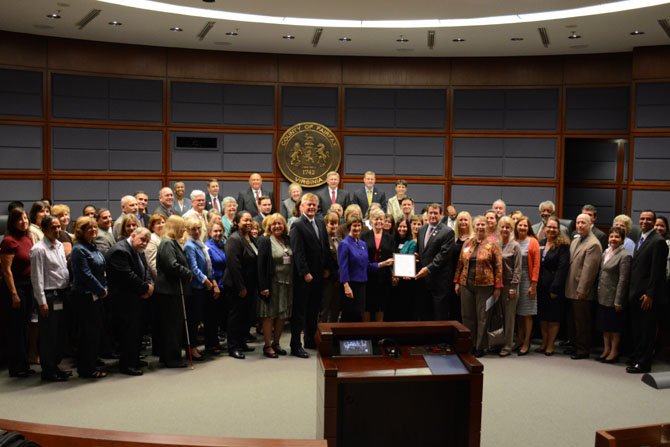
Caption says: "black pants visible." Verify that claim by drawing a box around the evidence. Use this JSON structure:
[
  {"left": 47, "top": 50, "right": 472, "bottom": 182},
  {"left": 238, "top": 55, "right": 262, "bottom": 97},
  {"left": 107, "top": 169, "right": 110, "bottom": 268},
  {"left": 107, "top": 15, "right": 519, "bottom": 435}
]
[
  {"left": 115, "top": 294, "right": 143, "bottom": 370},
  {"left": 3, "top": 281, "right": 32, "bottom": 375},
  {"left": 39, "top": 289, "right": 67, "bottom": 376},
  {"left": 291, "top": 278, "right": 323, "bottom": 349},
  {"left": 629, "top": 301, "right": 658, "bottom": 368},
  {"left": 186, "top": 289, "right": 205, "bottom": 348},
  {"left": 227, "top": 288, "right": 255, "bottom": 351},
  {"left": 204, "top": 290, "right": 222, "bottom": 349},
  {"left": 156, "top": 293, "right": 184, "bottom": 365},
  {"left": 74, "top": 291, "right": 103, "bottom": 376}
]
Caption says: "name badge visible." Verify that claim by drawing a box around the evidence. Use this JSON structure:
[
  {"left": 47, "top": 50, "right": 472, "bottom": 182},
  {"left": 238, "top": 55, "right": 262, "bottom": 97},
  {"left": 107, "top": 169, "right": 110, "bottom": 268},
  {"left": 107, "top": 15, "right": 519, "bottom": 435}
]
[
  {"left": 92, "top": 294, "right": 99, "bottom": 302},
  {"left": 283, "top": 255, "right": 292, "bottom": 265},
  {"left": 53, "top": 301, "right": 64, "bottom": 311}
]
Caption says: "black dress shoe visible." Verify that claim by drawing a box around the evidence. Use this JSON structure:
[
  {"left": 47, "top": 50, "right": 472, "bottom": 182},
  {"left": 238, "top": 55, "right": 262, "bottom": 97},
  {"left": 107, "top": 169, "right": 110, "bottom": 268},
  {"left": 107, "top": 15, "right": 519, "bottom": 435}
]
[
  {"left": 229, "top": 349, "right": 246, "bottom": 359},
  {"left": 120, "top": 367, "right": 144, "bottom": 376},
  {"left": 291, "top": 347, "right": 310, "bottom": 358},
  {"left": 626, "top": 363, "right": 650, "bottom": 374},
  {"left": 474, "top": 349, "right": 486, "bottom": 358},
  {"left": 240, "top": 344, "right": 255, "bottom": 352},
  {"left": 42, "top": 372, "right": 68, "bottom": 382},
  {"left": 571, "top": 353, "right": 589, "bottom": 360}
]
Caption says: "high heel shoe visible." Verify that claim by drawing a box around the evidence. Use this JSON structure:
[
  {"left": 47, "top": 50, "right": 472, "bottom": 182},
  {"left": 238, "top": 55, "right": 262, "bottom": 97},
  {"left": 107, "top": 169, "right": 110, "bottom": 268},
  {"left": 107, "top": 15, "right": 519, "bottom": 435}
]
[
  {"left": 263, "top": 346, "right": 278, "bottom": 359},
  {"left": 602, "top": 356, "right": 619, "bottom": 364}
]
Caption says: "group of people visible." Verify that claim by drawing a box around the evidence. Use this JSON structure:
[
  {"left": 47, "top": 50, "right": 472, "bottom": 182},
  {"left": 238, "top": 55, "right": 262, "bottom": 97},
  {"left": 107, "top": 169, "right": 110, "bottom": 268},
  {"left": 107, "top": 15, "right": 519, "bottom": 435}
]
[{"left": 2, "top": 170, "right": 669, "bottom": 382}]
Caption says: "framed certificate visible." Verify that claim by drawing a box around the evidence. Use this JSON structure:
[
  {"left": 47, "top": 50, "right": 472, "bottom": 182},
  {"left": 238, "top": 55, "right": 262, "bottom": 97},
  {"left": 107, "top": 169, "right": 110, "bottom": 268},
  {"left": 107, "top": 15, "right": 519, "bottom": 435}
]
[{"left": 393, "top": 253, "right": 416, "bottom": 278}]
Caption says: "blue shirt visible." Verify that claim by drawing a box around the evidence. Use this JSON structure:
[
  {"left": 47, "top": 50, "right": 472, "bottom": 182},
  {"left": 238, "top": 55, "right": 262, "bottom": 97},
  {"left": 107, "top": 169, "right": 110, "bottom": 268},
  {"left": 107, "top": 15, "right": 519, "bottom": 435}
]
[
  {"left": 338, "top": 235, "right": 378, "bottom": 283},
  {"left": 184, "top": 239, "right": 210, "bottom": 290},
  {"left": 205, "top": 238, "right": 227, "bottom": 289},
  {"left": 71, "top": 241, "right": 107, "bottom": 296}
]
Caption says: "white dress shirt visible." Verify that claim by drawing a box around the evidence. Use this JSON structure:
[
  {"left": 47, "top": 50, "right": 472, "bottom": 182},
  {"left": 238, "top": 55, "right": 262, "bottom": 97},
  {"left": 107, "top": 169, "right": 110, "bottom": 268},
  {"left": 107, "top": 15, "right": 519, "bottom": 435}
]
[{"left": 30, "top": 238, "right": 69, "bottom": 306}]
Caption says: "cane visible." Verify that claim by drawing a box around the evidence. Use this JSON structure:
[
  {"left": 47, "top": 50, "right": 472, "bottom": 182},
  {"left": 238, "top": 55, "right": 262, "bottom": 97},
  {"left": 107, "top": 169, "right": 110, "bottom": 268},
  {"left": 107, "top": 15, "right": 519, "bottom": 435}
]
[{"left": 179, "top": 280, "right": 194, "bottom": 369}]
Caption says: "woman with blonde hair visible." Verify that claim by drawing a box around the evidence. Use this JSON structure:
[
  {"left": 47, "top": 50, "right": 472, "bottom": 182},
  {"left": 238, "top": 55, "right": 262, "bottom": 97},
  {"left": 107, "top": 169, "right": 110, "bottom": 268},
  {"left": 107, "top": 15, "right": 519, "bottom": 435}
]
[
  {"left": 119, "top": 213, "right": 140, "bottom": 240},
  {"left": 155, "top": 215, "right": 192, "bottom": 368},
  {"left": 51, "top": 204, "right": 73, "bottom": 257},
  {"left": 497, "top": 216, "right": 521, "bottom": 356},
  {"left": 257, "top": 213, "right": 293, "bottom": 357},
  {"left": 514, "top": 215, "right": 540, "bottom": 355}
]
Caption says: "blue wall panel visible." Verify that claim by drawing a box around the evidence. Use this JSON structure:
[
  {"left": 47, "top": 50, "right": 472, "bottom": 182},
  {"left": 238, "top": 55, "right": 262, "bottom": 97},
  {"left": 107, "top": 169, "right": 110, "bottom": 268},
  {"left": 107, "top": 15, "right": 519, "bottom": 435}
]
[
  {"left": 0, "top": 179, "right": 43, "bottom": 212},
  {"left": 563, "top": 188, "right": 615, "bottom": 224},
  {"left": 566, "top": 87, "right": 629, "bottom": 130},
  {"left": 636, "top": 83, "right": 670, "bottom": 128},
  {"left": 633, "top": 137, "right": 670, "bottom": 181},
  {"left": 0, "top": 124, "right": 42, "bottom": 170},
  {"left": 631, "top": 190, "right": 670, "bottom": 221},
  {"left": 0, "top": 69, "right": 42, "bottom": 117}
]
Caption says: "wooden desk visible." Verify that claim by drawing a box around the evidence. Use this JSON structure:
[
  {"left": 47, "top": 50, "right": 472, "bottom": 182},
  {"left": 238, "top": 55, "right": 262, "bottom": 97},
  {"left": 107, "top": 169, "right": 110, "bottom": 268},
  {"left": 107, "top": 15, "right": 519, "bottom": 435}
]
[{"left": 316, "top": 321, "right": 483, "bottom": 447}]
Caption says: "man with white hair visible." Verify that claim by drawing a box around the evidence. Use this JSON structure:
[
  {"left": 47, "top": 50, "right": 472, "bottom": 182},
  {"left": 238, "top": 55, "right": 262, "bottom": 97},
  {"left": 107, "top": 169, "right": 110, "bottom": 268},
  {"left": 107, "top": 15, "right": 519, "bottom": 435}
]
[
  {"left": 183, "top": 190, "right": 208, "bottom": 241},
  {"left": 492, "top": 199, "right": 506, "bottom": 219},
  {"left": 532, "top": 200, "right": 569, "bottom": 239},
  {"left": 564, "top": 213, "right": 602, "bottom": 360},
  {"left": 113, "top": 195, "right": 139, "bottom": 240}
]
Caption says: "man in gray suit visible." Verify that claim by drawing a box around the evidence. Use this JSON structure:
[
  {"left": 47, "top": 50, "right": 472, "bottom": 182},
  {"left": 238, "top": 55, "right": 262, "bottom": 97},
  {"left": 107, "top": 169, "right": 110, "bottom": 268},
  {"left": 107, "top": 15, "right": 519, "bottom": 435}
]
[
  {"left": 564, "top": 213, "right": 602, "bottom": 359},
  {"left": 94, "top": 208, "right": 115, "bottom": 254},
  {"left": 532, "top": 200, "right": 569, "bottom": 239}
]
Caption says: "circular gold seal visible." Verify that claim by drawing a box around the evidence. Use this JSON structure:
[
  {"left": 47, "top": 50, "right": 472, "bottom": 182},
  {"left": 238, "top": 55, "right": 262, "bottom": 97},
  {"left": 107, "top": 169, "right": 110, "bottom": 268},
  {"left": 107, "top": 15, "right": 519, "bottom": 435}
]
[{"left": 277, "top": 122, "right": 341, "bottom": 188}]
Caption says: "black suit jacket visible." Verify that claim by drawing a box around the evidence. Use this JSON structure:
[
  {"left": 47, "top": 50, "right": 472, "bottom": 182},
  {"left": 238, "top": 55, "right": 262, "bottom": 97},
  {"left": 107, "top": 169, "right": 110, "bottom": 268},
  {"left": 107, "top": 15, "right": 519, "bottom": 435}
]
[
  {"left": 289, "top": 215, "right": 333, "bottom": 278},
  {"left": 417, "top": 223, "right": 455, "bottom": 291},
  {"left": 222, "top": 231, "right": 258, "bottom": 294},
  {"left": 237, "top": 188, "right": 274, "bottom": 217},
  {"left": 317, "top": 188, "right": 351, "bottom": 215},
  {"left": 155, "top": 239, "right": 192, "bottom": 296},
  {"left": 538, "top": 242, "right": 570, "bottom": 298},
  {"left": 106, "top": 239, "right": 151, "bottom": 299},
  {"left": 628, "top": 231, "right": 669, "bottom": 306},
  {"left": 205, "top": 194, "right": 222, "bottom": 212},
  {"left": 352, "top": 187, "right": 387, "bottom": 216}
]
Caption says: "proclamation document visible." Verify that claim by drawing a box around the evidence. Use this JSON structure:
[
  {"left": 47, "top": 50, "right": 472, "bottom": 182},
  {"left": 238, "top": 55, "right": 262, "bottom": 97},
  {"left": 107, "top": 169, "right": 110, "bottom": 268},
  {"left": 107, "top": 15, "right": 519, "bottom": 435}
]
[{"left": 393, "top": 253, "right": 416, "bottom": 277}]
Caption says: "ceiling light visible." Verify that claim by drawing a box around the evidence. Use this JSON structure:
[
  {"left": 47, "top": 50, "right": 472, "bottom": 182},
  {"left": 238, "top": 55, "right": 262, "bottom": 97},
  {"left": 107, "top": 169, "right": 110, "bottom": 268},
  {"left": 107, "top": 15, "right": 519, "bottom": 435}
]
[
  {"left": 311, "top": 28, "right": 323, "bottom": 47},
  {"left": 108, "top": 21, "right": 122, "bottom": 26},
  {"left": 97, "top": 0, "right": 670, "bottom": 29},
  {"left": 283, "top": 34, "right": 295, "bottom": 39},
  {"left": 225, "top": 29, "right": 239, "bottom": 36},
  {"left": 202, "top": 0, "right": 214, "bottom": 2},
  {"left": 170, "top": 27, "right": 183, "bottom": 32},
  {"left": 568, "top": 31, "right": 581, "bottom": 39},
  {"left": 511, "top": 37, "right": 524, "bottom": 41},
  {"left": 46, "top": 11, "right": 61, "bottom": 19},
  {"left": 452, "top": 38, "right": 465, "bottom": 42},
  {"left": 339, "top": 37, "right": 352, "bottom": 42},
  {"left": 630, "top": 30, "right": 645, "bottom": 35},
  {"left": 396, "top": 35, "right": 409, "bottom": 43},
  {"left": 427, "top": 30, "right": 435, "bottom": 49}
]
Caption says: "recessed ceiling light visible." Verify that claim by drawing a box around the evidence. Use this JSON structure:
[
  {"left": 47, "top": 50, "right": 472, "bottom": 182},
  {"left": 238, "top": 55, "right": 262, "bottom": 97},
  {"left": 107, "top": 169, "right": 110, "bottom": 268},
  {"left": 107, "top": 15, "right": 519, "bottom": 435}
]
[
  {"left": 396, "top": 35, "right": 409, "bottom": 43},
  {"left": 339, "top": 37, "right": 352, "bottom": 42},
  {"left": 170, "top": 26, "right": 183, "bottom": 32},
  {"left": 511, "top": 37, "right": 524, "bottom": 41},
  {"left": 452, "top": 38, "right": 465, "bottom": 42},
  {"left": 202, "top": 0, "right": 214, "bottom": 2},
  {"left": 568, "top": 31, "right": 581, "bottom": 39},
  {"left": 630, "top": 30, "right": 645, "bottom": 35},
  {"left": 108, "top": 20, "right": 122, "bottom": 26},
  {"left": 225, "top": 29, "right": 239, "bottom": 36},
  {"left": 46, "top": 12, "right": 61, "bottom": 19},
  {"left": 283, "top": 34, "right": 295, "bottom": 39}
]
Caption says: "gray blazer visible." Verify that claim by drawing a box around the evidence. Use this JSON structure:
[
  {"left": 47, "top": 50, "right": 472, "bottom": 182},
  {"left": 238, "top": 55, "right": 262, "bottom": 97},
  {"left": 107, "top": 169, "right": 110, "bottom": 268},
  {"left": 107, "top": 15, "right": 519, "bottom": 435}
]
[
  {"left": 565, "top": 232, "right": 603, "bottom": 300},
  {"left": 597, "top": 246, "right": 631, "bottom": 307}
]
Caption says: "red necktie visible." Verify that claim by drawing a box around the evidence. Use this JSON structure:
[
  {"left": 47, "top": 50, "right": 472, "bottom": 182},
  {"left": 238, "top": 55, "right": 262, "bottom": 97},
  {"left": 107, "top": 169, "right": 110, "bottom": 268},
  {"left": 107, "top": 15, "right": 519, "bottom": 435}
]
[{"left": 331, "top": 190, "right": 336, "bottom": 205}]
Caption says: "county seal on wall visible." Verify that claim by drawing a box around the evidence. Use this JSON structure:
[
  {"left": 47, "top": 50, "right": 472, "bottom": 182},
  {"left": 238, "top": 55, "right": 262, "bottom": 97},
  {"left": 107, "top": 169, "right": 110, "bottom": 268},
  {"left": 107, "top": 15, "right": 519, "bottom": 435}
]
[{"left": 277, "top": 122, "right": 341, "bottom": 188}]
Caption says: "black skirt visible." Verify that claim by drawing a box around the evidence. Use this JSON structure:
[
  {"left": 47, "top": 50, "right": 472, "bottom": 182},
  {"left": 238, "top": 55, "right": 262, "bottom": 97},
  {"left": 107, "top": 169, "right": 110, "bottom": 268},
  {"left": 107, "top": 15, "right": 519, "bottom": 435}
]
[{"left": 596, "top": 303, "right": 625, "bottom": 333}]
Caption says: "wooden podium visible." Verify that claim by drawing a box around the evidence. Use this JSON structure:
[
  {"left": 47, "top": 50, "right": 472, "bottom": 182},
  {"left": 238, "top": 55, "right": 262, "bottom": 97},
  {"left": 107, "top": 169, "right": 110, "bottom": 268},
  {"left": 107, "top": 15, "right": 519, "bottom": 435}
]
[{"left": 316, "top": 321, "right": 483, "bottom": 447}]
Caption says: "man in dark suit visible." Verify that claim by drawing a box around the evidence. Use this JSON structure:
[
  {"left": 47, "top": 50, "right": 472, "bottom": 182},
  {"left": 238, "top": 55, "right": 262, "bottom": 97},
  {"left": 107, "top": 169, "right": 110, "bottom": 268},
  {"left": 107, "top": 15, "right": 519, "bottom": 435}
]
[
  {"left": 289, "top": 193, "right": 333, "bottom": 358},
  {"left": 106, "top": 227, "right": 154, "bottom": 376},
  {"left": 626, "top": 210, "right": 669, "bottom": 373},
  {"left": 415, "top": 203, "right": 456, "bottom": 320},
  {"left": 153, "top": 187, "right": 175, "bottom": 218},
  {"left": 253, "top": 196, "right": 273, "bottom": 227},
  {"left": 204, "top": 178, "right": 222, "bottom": 212},
  {"left": 351, "top": 170, "right": 387, "bottom": 217},
  {"left": 237, "top": 173, "right": 274, "bottom": 217},
  {"left": 317, "top": 171, "right": 350, "bottom": 215}
]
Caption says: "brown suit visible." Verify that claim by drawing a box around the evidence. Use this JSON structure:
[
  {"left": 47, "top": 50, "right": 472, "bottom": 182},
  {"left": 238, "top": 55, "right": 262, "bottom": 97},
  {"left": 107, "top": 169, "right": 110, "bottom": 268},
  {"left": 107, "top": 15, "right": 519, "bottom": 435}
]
[{"left": 565, "top": 232, "right": 602, "bottom": 356}]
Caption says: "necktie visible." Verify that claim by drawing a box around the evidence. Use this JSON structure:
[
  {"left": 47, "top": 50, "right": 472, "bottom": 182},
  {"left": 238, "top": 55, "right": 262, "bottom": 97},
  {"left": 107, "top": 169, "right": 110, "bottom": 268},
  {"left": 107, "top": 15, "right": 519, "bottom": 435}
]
[
  {"left": 254, "top": 190, "right": 260, "bottom": 203},
  {"left": 311, "top": 219, "right": 320, "bottom": 240},
  {"left": 213, "top": 197, "right": 220, "bottom": 212},
  {"left": 366, "top": 189, "right": 372, "bottom": 206},
  {"left": 423, "top": 226, "right": 433, "bottom": 247},
  {"left": 331, "top": 190, "right": 336, "bottom": 205},
  {"left": 637, "top": 236, "right": 645, "bottom": 252}
]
